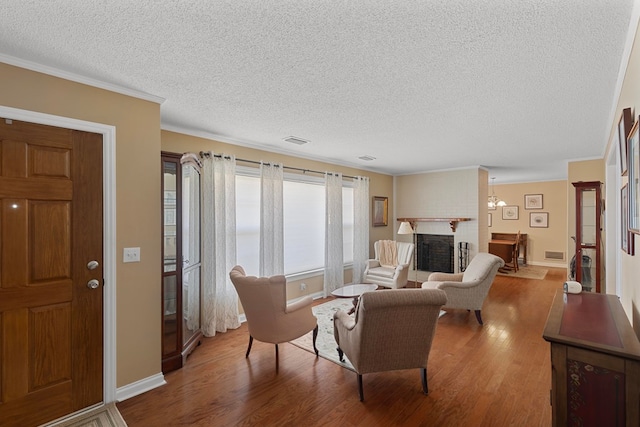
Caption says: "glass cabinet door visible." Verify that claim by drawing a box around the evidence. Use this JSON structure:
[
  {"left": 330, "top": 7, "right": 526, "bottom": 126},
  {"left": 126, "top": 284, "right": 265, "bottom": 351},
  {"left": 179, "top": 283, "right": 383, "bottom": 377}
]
[
  {"left": 572, "top": 181, "right": 602, "bottom": 293},
  {"left": 182, "top": 161, "right": 201, "bottom": 348},
  {"left": 162, "top": 154, "right": 181, "bottom": 366}
]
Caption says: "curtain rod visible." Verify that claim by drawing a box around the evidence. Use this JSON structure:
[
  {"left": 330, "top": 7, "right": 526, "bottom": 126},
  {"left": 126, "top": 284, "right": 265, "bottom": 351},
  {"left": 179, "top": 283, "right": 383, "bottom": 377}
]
[{"left": 198, "top": 151, "right": 360, "bottom": 180}]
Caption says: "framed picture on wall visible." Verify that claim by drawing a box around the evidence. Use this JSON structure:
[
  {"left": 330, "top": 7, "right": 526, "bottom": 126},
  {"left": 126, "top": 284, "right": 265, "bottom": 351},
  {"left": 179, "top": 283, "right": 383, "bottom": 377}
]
[
  {"left": 529, "top": 212, "right": 548, "bottom": 228},
  {"left": 619, "top": 107, "right": 633, "bottom": 176},
  {"left": 502, "top": 206, "right": 519, "bottom": 220},
  {"left": 621, "top": 184, "right": 635, "bottom": 255},
  {"left": 629, "top": 119, "right": 640, "bottom": 234},
  {"left": 372, "top": 196, "right": 388, "bottom": 227},
  {"left": 524, "top": 194, "right": 543, "bottom": 209}
]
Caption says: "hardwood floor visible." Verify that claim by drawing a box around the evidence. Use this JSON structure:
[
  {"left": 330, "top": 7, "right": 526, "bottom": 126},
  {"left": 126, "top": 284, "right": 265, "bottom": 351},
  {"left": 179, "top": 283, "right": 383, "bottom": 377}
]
[{"left": 117, "top": 267, "right": 565, "bottom": 426}]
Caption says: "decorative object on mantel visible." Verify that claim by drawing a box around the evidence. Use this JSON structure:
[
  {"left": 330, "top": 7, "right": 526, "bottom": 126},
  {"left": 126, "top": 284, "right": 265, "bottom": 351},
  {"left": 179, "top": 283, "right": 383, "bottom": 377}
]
[
  {"left": 397, "top": 221, "right": 418, "bottom": 284},
  {"left": 396, "top": 217, "right": 472, "bottom": 232},
  {"left": 488, "top": 177, "right": 507, "bottom": 209}
]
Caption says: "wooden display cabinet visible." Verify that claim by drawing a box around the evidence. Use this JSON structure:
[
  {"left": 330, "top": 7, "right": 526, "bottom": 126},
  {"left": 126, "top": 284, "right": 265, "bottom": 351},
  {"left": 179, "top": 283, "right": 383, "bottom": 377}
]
[{"left": 543, "top": 291, "right": 640, "bottom": 426}]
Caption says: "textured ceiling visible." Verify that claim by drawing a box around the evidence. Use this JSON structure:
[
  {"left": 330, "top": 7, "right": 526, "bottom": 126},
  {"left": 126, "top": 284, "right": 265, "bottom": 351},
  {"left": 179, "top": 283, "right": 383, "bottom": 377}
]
[{"left": 0, "top": 1, "right": 634, "bottom": 182}]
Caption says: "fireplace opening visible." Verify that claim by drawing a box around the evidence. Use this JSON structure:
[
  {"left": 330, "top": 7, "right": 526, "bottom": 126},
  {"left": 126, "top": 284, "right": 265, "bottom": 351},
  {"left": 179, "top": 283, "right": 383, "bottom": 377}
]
[{"left": 416, "top": 234, "right": 454, "bottom": 273}]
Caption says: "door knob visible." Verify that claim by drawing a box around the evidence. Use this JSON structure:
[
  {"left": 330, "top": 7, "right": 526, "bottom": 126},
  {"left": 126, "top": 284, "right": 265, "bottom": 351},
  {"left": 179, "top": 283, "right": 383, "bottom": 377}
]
[
  {"left": 87, "top": 279, "right": 100, "bottom": 289},
  {"left": 87, "top": 260, "right": 99, "bottom": 270}
]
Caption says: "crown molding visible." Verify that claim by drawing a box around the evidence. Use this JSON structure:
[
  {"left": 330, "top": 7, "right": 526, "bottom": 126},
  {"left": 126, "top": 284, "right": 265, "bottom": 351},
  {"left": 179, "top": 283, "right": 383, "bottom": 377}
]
[{"left": 0, "top": 53, "right": 165, "bottom": 104}]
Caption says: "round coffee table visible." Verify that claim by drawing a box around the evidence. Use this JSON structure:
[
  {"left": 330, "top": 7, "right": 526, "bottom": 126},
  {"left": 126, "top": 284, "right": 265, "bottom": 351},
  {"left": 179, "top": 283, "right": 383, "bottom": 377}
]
[{"left": 331, "top": 284, "right": 378, "bottom": 314}]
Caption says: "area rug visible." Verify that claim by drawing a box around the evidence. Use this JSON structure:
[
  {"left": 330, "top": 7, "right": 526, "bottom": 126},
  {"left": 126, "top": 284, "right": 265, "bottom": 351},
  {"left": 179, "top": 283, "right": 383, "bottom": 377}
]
[
  {"left": 496, "top": 265, "right": 548, "bottom": 280},
  {"left": 43, "top": 403, "right": 128, "bottom": 427},
  {"left": 290, "top": 297, "right": 445, "bottom": 372},
  {"left": 290, "top": 298, "right": 356, "bottom": 371}
]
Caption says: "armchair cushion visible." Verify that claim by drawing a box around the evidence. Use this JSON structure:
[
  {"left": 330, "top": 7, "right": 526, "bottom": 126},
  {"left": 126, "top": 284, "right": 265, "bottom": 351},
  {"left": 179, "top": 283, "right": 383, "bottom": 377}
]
[{"left": 366, "top": 266, "right": 397, "bottom": 279}]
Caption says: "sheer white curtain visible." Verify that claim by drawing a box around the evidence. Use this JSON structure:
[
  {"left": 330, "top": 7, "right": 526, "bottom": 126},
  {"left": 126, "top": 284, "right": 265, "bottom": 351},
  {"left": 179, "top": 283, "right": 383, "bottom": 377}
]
[
  {"left": 324, "top": 172, "right": 344, "bottom": 296},
  {"left": 202, "top": 152, "right": 240, "bottom": 336},
  {"left": 352, "top": 176, "right": 370, "bottom": 284},
  {"left": 260, "top": 162, "right": 284, "bottom": 276}
]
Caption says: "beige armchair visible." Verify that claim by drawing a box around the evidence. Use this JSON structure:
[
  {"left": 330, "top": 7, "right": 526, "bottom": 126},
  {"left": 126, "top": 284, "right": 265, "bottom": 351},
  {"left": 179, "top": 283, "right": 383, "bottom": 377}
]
[
  {"left": 229, "top": 265, "right": 318, "bottom": 360},
  {"left": 421, "top": 252, "right": 504, "bottom": 325},
  {"left": 333, "top": 288, "right": 447, "bottom": 401},
  {"left": 363, "top": 240, "right": 415, "bottom": 289}
]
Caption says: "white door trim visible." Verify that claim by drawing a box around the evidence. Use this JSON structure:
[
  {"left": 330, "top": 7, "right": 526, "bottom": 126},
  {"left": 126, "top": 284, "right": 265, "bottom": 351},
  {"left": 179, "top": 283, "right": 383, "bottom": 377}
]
[{"left": 0, "top": 105, "right": 117, "bottom": 403}]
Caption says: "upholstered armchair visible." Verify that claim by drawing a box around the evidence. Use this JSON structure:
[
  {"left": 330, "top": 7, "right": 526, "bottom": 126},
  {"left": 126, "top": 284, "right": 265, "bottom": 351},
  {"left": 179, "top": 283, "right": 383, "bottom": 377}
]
[
  {"left": 363, "top": 240, "right": 415, "bottom": 289},
  {"left": 421, "top": 252, "right": 504, "bottom": 325},
  {"left": 333, "top": 288, "right": 447, "bottom": 401},
  {"left": 229, "top": 265, "right": 318, "bottom": 360}
]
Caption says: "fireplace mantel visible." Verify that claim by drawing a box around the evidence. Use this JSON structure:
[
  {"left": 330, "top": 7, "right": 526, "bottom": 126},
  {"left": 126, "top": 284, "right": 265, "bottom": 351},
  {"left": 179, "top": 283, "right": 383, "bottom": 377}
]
[{"left": 397, "top": 217, "right": 472, "bottom": 232}]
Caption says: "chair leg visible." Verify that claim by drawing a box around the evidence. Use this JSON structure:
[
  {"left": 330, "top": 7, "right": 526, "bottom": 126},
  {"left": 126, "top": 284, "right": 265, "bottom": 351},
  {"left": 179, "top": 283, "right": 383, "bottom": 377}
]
[
  {"left": 312, "top": 325, "right": 319, "bottom": 356},
  {"left": 474, "top": 310, "right": 483, "bottom": 325},
  {"left": 337, "top": 347, "right": 344, "bottom": 362},
  {"left": 421, "top": 368, "right": 428, "bottom": 395},
  {"left": 275, "top": 343, "right": 279, "bottom": 359},
  {"left": 245, "top": 335, "right": 254, "bottom": 358},
  {"left": 358, "top": 374, "right": 364, "bottom": 402}
]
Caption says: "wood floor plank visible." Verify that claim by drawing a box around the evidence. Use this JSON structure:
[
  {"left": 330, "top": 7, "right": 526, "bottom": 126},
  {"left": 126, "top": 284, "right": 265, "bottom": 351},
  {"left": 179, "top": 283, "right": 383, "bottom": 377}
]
[{"left": 118, "top": 267, "right": 563, "bottom": 426}]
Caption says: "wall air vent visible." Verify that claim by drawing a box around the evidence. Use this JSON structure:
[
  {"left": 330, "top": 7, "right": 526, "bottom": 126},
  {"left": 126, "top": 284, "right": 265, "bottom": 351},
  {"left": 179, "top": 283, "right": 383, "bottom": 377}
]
[
  {"left": 544, "top": 251, "right": 565, "bottom": 260},
  {"left": 358, "top": 155, "right": 376, "bottom": 161},
  {"left": 283, "top": 136, "right": 310, "bottom": 145}
]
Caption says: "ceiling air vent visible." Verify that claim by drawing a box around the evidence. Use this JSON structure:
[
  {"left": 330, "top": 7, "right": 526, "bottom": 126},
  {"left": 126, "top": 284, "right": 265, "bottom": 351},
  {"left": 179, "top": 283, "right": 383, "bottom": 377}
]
[
  {"left": 358, "top": 155, "right": 376, "bottom": 161},
  {"left": 283, "top": 136, "right": 310, "bottom": 145}
]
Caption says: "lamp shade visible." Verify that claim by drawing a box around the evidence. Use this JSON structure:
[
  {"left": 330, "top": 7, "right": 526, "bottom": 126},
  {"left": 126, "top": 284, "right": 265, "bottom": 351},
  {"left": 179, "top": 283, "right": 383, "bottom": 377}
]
[{"left": 397, "top": 221, "right": 414, "bottom": 235}]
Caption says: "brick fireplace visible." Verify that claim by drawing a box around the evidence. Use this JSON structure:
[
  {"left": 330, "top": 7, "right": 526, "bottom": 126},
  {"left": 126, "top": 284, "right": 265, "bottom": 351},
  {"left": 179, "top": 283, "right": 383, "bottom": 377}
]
[{"left": 416, "top": 234, "right": 454, "bottom": 273}]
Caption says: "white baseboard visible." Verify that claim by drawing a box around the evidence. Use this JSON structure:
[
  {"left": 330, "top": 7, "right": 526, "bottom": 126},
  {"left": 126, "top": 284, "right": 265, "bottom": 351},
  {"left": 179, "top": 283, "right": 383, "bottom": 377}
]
[
  {"left": 116, "top": 373, "right": 166, "bottom": 402},
  {"left": 526, "top": 260, "right": 567, "bottom": 269}
]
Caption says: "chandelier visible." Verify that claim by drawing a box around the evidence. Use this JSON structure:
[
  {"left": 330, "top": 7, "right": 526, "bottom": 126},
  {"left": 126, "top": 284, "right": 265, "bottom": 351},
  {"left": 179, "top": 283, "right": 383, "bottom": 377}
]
[{"left": 488, "top": 177, "right": 506, "bottom": 208}]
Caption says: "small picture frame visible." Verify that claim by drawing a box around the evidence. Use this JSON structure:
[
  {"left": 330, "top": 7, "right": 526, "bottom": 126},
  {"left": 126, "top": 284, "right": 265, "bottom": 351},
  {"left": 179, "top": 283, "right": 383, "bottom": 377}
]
[
  {"left": 619, "top": 108, "right": 633, "bottom": 176},
  {"left": 629, "top": 119, "right": 640, "bottom": 234},
  {"left": 372, "top": 196, "right": 388, "bottom": 227},
  {"left": 502, "top": 206, "right": 519, "bottom": 220},
  {"left": 529, "top": 212, "right": 549, "bottom": 228},
  {"left": 488, "top": 213, "right": 492, "bottom": 227},
  {"left": 524, "top": 194, "right": 543, "bottom": 210},
  {"left": 621, "top": 184, "right": 635, "bottom": 255}
]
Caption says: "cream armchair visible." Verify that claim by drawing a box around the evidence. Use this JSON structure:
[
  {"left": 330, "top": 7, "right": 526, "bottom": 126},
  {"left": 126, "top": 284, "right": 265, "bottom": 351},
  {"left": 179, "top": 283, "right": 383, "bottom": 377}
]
[
  {"left": 333, "top": 288, "right": 447, "bottom": 401},
  {"left": 229, "top": 265, "right": 318, "bottom": 360},
  {"left": 363, "top": 240, "right": 415, "bottom": 289},
  {"left": 421, "top": 252, "right": 504, "bottom": 325}
]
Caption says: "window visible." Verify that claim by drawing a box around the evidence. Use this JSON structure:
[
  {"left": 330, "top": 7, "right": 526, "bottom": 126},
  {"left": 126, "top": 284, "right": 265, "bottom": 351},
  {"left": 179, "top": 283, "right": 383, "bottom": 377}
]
[{"left": 236, "top": 169, "right": 354, "bottom": 277}]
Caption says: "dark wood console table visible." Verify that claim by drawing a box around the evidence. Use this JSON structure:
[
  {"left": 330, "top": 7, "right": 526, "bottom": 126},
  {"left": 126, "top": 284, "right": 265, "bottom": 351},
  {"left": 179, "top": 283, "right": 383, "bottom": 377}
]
[
  {"left": 543, "top": 291, "right": 640, "bottom": 426},
  {"left": 491, "top": 232, "right": 527, "bottom": 264}
]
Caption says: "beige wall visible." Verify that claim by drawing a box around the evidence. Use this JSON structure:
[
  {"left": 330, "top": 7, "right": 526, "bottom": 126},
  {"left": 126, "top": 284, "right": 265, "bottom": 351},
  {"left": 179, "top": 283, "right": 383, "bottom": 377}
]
[
  {"left": 0, "top": 63, "right": 162, "bottom": 387},
  {"left": 490, "top": 180, "right": 568, "bottom": 267},
  {"left": 606, "top": 17, "right": 640, "bottom": 333}
]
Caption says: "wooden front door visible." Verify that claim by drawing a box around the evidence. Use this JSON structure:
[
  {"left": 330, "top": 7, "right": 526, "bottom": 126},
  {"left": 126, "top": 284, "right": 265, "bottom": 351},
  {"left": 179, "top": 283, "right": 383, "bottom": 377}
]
[{"left": 0, "top": 119, "right": 103, "bottom": 426}]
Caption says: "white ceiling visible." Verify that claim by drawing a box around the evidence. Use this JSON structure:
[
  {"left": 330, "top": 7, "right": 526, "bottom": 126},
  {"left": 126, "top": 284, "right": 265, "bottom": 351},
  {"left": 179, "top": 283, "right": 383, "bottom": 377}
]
[{"left": 0, "top": 1, "right": 635, "bottom": 183}]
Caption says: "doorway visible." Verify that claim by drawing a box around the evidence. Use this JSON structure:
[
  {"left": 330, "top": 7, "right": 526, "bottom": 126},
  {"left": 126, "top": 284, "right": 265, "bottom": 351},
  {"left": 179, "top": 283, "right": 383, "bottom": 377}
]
[{"left": 0, "top": 105, "right": 117, "bottom": 423}]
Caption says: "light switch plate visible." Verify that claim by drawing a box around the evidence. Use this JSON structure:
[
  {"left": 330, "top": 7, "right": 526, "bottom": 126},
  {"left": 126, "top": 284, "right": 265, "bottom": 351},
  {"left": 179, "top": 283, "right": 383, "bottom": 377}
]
[{"left": 123, "top": 247, "right": 141, "bottom": 263}]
